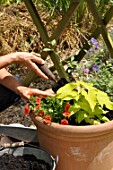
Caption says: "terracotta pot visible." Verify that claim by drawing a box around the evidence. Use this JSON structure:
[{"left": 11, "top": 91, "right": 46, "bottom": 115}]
[{"left": 30, "top": 113, "right": 113, "bottom": 170}]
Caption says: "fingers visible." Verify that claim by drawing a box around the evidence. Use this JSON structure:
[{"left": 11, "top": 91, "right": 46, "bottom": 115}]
[
  {"left": 16, "top": 52, "right": 45, "bottom": 65},
  {"left": 28, "top": 61, "right": 49, "bottom": 80},
  {"left": 26, "top": 52, "right": 45, "bottom": 65},
  {"left": 28, "top": 53, "right": 49, "bottom": 79},
  {"left": 45, "top": 89, "right": 55, "bottom": 94},
  {"left": 17, "top": 85, "right": 55, "bottom": 100},
  {"left": 31, "top": 52, "right": 42, "bottom": 59},
  {"left": 16, "top": 52, "right": 49, "bottom": 79},
  {"left": 26, "top": 89, "right": 55, "bottom": 100},
  {"left": 30, "top": 54, "right": 45, "bottom": 65}
]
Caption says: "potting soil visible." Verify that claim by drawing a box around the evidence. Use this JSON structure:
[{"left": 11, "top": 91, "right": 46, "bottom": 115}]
[{"left": 0, "top": 153, "right": 51, "bottom": 170}]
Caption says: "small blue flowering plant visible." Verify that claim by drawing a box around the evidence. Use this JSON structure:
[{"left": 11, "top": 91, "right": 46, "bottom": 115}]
[{"left": 67, "top": 37, "right": 113, "bottom": 101}]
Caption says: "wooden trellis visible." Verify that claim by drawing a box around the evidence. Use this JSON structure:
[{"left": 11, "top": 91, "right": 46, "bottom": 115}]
[{"left": 23, "top": 0, "right": 113, "bottom": 86}]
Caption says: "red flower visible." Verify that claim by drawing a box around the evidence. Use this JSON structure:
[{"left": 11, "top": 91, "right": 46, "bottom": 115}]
[
  {"left": 40, "top": 95, "right": 45, "bottom": 99},
  {"left": 36, "top": 104, "right": 40, "bottom": 110},
  {"left": 43, "top": 115, "right": 52, "bottom": 124},
  {"left": 24, "top": 103, "right": 30, "bottom": 115},
  {"left": 39, "top": 110, "right": 44, "bottom": 117},
  {"left": 61, "top": 119, "right": 68, "bottom": 125},
  {"left": 64, "top": 102, "right": 70, "bottom": 112},
  {"left": 36, "top": 97, "right": 41, "bottom": 105},
  {"left": 63, "top": 111, "right": 71, "bottom": 117}
]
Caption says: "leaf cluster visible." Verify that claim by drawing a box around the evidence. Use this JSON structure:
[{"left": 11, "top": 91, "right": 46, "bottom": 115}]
[
  {"left": 67, "top": 34, "right": 113, "bottom": 101},
  {"left": 56, "top": 81, "right": 113, "bottom": 125}
]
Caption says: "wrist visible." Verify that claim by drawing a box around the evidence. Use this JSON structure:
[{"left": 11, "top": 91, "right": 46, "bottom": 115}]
[
  {"left": 14, "top": 52, "right": 23, "bottom": 63},
  {"left": 6, "top": 53, "right": 17, "bottom": 65},
  {"left": 0, "top": 53, "right": 17, "bottom": 69},
  {"left": 16, "top": 86, "right": 22, "bottom": 96}
]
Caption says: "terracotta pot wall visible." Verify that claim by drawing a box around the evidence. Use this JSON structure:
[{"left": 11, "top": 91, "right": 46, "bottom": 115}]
[{"left": 30, "top": 114, "right": 113, "bottom": 170}]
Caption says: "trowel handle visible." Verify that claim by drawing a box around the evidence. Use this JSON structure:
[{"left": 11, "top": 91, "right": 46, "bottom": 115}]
[
  {"left": 52, "top": 78, "right": 69, "bottom": 93},
  {"left": 36, "top": 63, "right": 56, "bottom": 81}
]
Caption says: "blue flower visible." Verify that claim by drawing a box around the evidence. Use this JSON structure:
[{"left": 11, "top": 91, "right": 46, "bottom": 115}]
[
  {"left": 90, "top": 37, "right": 99, "bottom": 50},
  {"left": 83, "top": 68, "right": 90, "bottom": 74},
  {"left": 92, "top": 65, "right": 100, "bottom": 72}
]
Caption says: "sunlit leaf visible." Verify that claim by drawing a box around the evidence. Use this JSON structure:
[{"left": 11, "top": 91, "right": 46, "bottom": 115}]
[
  {"left": 97, "top": 90, "right": 111, "bottom": 107},
  {"left": 51, "top": 39, "right": 56, "bottom": 46},
  {"left": 56, "top": 91, "right": 78, "bottom": 100},
  {"left": 78, "top": 96, "right": 92, "bottom": 113},
  {"left": 76, "top": 110, "right": 88, "bottom": 124},
  {"left": 101, "top": 116, "right": 110, "bottom": 122},
  {"left": 93, "top": 105, "right": 106, "bottom": 115},
  {"left": 96, "top": 115, "right": 110, "bottom": 123},
  {"left": 57, "top": 83, "right": 76, "bottom": 94},
  {"left": 85, "top": 88, "right": 97, "bottom": 111},
  {"left": 85, "top": 118, "right": 101, "bottom": 125},
  {"left": 69, "top": 103, "right": 81, "bottom": 114},
  {"left": 105, "top": 101, "right": 113, "bottom": 110}
]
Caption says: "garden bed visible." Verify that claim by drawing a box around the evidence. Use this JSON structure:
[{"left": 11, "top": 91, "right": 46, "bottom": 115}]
[{"left": 0, "top": 2, "right": 113, "bottom": 127}]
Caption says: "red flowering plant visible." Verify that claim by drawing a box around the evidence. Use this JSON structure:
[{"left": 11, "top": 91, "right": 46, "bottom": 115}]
[
  {"left": 24, "top": 94, "right": 70, "bottom": 125},
  {"left": 24, "top": 81, "right": 113, "bottom": 126}
]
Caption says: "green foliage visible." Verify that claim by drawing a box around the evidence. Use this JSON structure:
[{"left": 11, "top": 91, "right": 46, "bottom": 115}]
[
  {"left": 27, "top": 80, "right": 113, "bottom": 126},
  {"left": 96, "top": 0, "right": 111, "bottom": 12},
  {"left": 56, "top": 81, "right": 113, "bottom": 125},
  {"left": 34, "top": 0, "right": 70, "bottom": 14},
  {"left": 0, "top": 0, "right": 21, "bottom": 5},
  {"left": 67, "top": 35, "right": 113, "bottom": 101},
  {"left": 28, "top": 96, "right": 66, "bottom": 123}
]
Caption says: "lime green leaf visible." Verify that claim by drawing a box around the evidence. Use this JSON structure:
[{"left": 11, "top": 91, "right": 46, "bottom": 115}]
[
  {"left": 56, "top": 83, "right": 78, "bottom": 100},
  {"left": 96, "top": 115, "right": 110, "bottom": 123},
  {"left": 69, "top": 103, "right": 81, "bottom": 114},
  {"left": 101, "top": 116, "right": 110, "bottom": 122},
  {"left": 93, "top": 105, "right": 106, "bottom": 115},
  {"left": 97, "top": 90, "right": 110, "bottom": 107},
  {"left": 105, "top": 101, "right": 113, "bottom": 110},
  {"left": 78, "top": 96, "right": 92, "bottom": 113},
  {"left": 57, "top": 83, "right": 76, "bottom": 95},
  {"left": 85, "top": 118, "right": 101, "bottom": 125},
  {"left": 78, "top": 81, "right": 93, "bottom": 89},
  {"left": 56, "top": 91, "right": 78, "bottom": 100},
  {"left": 83, "top": 88, "right": 97, "bottom": 111},
  {"left": 92, "top": 119, "right": 101, "bottom": 125},
  {"left": 76, "top": 110, "right": 88, "bottom": 124},
  {"left": 51, "top": 39, "right": 56, "bottom": 46},
  {"left": 81, "top": 89, "right": 87, "bottom": 96}
]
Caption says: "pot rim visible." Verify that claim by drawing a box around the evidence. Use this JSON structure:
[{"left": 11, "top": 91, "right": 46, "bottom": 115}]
[{"left": 31, "top": 114, "right": 113, "bottom": 136}]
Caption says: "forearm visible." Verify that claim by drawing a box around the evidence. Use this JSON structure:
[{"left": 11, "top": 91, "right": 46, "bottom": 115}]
[
  {"left": 0, "top": 53, "right": 16, "bottom": 69},
  {"left": 0, "top": 68, "right": 21, "bottom": 94}
]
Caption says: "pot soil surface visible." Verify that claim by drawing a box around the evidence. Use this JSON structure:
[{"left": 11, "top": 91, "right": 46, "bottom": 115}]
[{"left": 0, "top": 153, "right": 50, "bottom": 170}]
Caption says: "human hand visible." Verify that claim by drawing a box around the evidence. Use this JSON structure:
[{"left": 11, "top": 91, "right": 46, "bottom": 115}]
[
  {"left": 16, "top": 86, "right": 55, "bottom": 100},
  {"left": 15, "top": 52, "right": 48, "bottom": 80}
]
